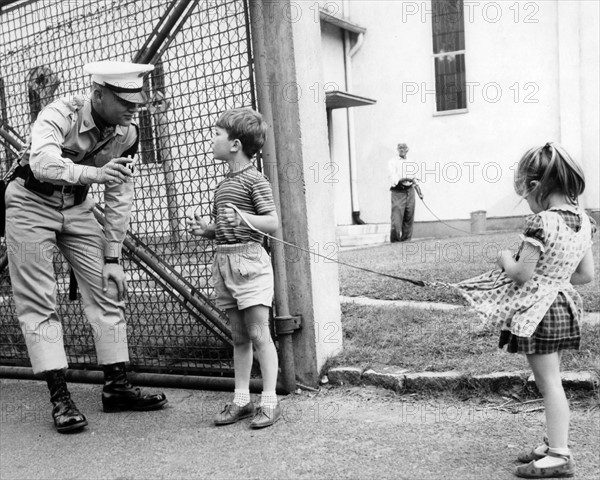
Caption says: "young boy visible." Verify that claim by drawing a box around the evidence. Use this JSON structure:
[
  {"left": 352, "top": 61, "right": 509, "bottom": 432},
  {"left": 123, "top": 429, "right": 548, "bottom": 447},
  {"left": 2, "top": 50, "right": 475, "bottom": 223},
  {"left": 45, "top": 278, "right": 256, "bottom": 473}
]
[{"left": 187, "top": 108, "right": 281, "bottom": 428}]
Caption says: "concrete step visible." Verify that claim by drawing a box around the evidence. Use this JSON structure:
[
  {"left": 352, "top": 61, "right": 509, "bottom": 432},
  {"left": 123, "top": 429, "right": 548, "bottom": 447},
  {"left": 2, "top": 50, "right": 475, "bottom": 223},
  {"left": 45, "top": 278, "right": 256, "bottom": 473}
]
[
  {"left": 338, "top": 233, "right": 388, "bottom": 248},
  {"left": 336, "top": 223, "right": 389, "bottom": 236},
  {"left": 336, "top": 224, "right": 389, "bottom": 248}
]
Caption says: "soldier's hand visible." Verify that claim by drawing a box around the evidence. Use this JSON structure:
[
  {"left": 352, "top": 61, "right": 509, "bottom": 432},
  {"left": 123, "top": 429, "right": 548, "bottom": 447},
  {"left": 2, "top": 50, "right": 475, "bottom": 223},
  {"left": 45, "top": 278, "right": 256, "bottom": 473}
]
[
  {"left": 84, "top": 157, "right": 134, "bottom": 184},
  {"left": 102, "top": 263, "right": 128, "bottom": 301}
]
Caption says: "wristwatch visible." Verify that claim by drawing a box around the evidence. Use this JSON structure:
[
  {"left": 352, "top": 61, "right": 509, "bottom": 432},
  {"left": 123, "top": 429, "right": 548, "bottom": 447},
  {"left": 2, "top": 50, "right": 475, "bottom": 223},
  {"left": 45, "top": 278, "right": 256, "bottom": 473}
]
[{"left": 104, "top": 257, "right": 120, "bottom": 265}]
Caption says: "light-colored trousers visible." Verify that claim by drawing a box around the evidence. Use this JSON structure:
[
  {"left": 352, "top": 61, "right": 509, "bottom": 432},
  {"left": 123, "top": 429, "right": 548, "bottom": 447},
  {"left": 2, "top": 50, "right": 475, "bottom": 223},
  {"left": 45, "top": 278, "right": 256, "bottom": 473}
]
[{"left": 5, "top": 178, "right": 129, "bottom": 373}]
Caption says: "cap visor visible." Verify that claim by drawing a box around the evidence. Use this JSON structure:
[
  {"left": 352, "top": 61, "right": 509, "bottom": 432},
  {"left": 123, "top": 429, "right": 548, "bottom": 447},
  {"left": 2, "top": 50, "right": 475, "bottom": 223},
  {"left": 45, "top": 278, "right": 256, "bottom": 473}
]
[{"left": 112, "top": 90, "right": 149, "bottom": 104}]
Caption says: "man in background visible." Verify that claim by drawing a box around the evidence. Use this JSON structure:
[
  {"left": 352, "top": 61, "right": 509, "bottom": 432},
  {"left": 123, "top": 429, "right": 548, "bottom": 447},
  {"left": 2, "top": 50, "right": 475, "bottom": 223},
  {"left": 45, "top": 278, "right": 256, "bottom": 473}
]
[{"left": 388, "top": 142, "right": 419, "bottom": 242}]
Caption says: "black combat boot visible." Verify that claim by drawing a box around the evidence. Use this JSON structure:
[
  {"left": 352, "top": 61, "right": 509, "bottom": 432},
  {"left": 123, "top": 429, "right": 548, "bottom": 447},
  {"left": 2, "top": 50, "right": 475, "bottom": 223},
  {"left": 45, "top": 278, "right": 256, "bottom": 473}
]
[
  {"left": 101, "top": 363, "right": 168, "bottom": 413},
  {"left": 44, "top": 369, "right": 88, "bottom": 433}
]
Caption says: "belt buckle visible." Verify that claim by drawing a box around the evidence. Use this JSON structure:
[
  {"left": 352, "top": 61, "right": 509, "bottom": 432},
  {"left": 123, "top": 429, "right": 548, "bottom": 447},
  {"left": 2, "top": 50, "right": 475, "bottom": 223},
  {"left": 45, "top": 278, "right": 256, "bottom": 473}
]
[{"left": 60, "top": 185, "right": 75, "bottom": 195}]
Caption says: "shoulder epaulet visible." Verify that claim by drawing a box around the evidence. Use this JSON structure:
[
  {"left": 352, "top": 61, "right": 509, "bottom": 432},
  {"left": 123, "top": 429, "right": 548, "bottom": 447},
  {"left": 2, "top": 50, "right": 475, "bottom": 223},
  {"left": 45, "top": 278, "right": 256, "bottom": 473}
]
[
  {"left": 72, "top": 95, "right": 86, "bottom": 109},
  {"left": 55, "top": 95, "right": 86, "bottom": 114}
]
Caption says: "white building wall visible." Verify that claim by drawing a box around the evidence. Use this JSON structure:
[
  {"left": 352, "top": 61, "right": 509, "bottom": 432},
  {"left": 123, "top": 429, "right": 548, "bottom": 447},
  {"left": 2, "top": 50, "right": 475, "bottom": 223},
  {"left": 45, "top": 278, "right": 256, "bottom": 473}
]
[
  {"left": 325, "top": 0, "right": 598, "bottom": 225},
  {"left": 579, "top": 1, "right": 600, "bottom": 211}
]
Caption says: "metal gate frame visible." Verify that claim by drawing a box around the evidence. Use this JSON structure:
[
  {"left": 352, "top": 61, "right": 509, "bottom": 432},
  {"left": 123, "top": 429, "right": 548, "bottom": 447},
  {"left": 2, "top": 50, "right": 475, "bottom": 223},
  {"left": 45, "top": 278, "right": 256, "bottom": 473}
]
[{"left": 0, "top": 0, "right": 264, "bottom": 379}]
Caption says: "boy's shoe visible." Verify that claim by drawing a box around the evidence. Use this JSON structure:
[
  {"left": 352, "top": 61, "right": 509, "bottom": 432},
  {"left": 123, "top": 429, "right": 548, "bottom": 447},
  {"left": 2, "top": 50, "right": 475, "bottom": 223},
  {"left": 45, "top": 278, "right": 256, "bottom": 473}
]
[
  {"left": 214, "top": 402, "right": 256, "bottom": 426},
  {"left": 249, "top": 404, "right": 281, "bottom": 429},
  {"left": 515, "top": 452, "right": 575, "bottom": 478}
]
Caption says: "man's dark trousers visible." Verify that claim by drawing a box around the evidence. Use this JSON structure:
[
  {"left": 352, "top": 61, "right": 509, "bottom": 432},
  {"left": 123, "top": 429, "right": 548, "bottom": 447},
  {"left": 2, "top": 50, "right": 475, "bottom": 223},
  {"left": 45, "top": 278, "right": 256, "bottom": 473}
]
[{"left": 390, "top": 188, "right": 415, "bottom": 242}]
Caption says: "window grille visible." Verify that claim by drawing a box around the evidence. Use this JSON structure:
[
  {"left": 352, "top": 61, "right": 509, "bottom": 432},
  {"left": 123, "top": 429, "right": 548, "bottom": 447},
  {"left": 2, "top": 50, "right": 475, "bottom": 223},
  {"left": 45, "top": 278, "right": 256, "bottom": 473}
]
[{"left": 432, "top": 0, "right": 467, "bottom": 113}]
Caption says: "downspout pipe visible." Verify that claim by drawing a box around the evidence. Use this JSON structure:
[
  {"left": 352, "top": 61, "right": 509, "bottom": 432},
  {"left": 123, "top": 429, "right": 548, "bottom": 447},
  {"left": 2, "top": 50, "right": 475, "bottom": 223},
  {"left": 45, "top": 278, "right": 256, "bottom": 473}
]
[
  {"left": 342, "top": 1, "right": 366, "bottom": 224},
  {"left": 348, "top": 31, "right": 365, "bottom": 58}
]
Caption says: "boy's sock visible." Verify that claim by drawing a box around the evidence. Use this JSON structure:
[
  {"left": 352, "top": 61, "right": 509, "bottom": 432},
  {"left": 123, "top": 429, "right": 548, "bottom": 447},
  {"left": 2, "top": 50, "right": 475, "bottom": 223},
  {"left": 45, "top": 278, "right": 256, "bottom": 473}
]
[
  {"left": 233, "top": 389, "right": 250, "bottom": 407},
  {"left": 533, "top": 447, "right": 571, "bottom": 469},
  {"left": 259, "top": 391, "right": 278, "bottom": 408}
]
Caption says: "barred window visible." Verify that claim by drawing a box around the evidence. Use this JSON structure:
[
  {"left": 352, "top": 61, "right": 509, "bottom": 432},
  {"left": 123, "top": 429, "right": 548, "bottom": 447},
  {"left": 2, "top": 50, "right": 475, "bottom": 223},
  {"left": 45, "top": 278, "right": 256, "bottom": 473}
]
[{"left": 432, "top": 0, "right": 466, "bottom": 113}]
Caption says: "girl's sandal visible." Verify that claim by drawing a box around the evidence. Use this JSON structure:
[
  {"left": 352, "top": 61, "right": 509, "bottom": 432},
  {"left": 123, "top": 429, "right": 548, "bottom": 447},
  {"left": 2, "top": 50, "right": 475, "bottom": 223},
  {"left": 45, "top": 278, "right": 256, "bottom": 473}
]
[
  {"left": 514, "top": 451, "right": 576, "bottom": 478},
  {"left": 517, "top": 437, "right": 549, "bottom": 463},
  {"left": 517, "top": 449, "right": 547, "bottom": 463}
]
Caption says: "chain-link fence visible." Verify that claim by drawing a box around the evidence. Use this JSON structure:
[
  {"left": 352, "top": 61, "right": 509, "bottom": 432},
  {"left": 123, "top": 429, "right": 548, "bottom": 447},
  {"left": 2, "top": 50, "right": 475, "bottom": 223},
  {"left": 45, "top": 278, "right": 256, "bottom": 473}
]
[{"left": 0, "top": 0, "right": 258, "bottom": 376}]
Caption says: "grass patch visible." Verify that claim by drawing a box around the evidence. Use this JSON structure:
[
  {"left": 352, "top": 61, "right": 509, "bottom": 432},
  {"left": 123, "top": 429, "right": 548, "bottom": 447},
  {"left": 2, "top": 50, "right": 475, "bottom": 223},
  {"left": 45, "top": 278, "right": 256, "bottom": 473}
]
[
  {"left": 339, "top": 231, "right": 600, "bottom": 311},
  {"left": 324, "top": 304, "right": 600, "bottom": 375},
  {"left": 332, "top": 230, "right": 599, "bottom": 376}
]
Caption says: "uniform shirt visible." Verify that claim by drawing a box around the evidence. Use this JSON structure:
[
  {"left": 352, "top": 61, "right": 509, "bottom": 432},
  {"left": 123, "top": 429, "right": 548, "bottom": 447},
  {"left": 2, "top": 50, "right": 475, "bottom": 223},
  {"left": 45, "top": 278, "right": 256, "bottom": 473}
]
[
  {"left": 212, "top": 164, "right": 275, "bottom": 245},
  {"left": 20, "top": 96, "right": 138, "bottom": 257},
  {"left": 388, "top": 156, "right": 414, "bottom": 189}
]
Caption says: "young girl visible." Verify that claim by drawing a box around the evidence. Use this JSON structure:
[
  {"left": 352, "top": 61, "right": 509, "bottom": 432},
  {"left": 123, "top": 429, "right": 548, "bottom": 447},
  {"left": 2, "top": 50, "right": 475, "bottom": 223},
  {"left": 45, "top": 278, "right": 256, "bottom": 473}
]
[{"left": 458, "top": 143, "right": 595, "bottom": 478}]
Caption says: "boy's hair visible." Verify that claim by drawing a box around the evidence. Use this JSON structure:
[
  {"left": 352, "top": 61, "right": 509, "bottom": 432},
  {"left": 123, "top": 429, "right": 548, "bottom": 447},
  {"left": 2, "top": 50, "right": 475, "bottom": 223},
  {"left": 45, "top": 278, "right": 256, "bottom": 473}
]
[
  {"left": 216, "top": 108, "right": 267, "bottom": 159},
  {"left": 514, "top": 142, "right": 586, "bottom": 207}
]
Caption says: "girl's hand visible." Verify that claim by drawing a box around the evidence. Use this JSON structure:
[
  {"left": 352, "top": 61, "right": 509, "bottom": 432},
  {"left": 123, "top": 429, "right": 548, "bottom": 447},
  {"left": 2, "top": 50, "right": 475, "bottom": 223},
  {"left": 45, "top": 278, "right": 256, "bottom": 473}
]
[
  {"left": 497, "top": 250, "right": 513, "bottom": 270},
  {"left": 186, "top": 210, "right": 209, "bottom": 236},
  {"left": 221, "top": 206, "right": 241, "bottom": 227},
  {"left": 499, "top": 242, "right": 541, "bottom": 285}
]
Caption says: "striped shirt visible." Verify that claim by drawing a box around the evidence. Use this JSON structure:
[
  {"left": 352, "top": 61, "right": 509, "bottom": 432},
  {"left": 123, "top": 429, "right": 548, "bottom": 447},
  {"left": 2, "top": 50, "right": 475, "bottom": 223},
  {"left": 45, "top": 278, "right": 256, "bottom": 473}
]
[{"left": 212, "top": 164, "right": 275, "bottom": 244}]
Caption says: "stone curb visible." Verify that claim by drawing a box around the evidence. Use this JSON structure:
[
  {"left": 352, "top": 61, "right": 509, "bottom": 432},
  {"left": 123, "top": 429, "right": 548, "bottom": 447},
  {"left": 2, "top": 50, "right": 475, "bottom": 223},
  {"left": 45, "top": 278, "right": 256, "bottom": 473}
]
[{"left": 327, "top": 367, "right": 600, "bottom": 394}]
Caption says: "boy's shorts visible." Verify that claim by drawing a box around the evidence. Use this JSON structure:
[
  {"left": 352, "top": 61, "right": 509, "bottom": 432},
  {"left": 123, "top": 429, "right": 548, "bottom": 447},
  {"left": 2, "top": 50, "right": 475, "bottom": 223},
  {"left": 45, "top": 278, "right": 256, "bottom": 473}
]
[{"left": 212, "top": 242, "right": 274, "bottom": 311}]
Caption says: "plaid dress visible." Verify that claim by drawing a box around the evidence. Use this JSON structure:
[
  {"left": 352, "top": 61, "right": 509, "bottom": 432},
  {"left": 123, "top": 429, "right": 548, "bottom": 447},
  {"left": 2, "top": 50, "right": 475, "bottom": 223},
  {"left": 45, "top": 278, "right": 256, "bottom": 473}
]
[{"left": 454, "top": 205, "right": 595, "bottom": 354}]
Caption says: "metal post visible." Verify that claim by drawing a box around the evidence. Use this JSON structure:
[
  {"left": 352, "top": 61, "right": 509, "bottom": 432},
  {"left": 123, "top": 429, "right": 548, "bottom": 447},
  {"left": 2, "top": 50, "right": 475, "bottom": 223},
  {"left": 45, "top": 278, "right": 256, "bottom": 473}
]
[{"left": 249, "top": 0, "right": 299, "bottom": 394}]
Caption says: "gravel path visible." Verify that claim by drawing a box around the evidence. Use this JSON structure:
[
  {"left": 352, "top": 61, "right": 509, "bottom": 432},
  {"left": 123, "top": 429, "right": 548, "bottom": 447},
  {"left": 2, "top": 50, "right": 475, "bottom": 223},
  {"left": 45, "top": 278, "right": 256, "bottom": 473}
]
[{"left": 2, "top": 379, "right": 598, "bottom": 480}]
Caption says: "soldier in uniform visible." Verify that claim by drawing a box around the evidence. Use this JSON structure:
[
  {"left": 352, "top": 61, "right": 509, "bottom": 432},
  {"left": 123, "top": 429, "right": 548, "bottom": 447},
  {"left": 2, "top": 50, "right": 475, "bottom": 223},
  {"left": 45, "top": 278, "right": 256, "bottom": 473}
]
[{"left": 4, "top": 61, "right": 168, "bottom": 433}]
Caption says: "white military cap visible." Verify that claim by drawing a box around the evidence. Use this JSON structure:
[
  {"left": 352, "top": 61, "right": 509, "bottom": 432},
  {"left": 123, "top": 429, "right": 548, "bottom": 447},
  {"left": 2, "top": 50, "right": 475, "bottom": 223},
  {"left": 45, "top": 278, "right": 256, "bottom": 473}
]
[{"left": 83, "top": 61, "right": 154, "bottom": 104}]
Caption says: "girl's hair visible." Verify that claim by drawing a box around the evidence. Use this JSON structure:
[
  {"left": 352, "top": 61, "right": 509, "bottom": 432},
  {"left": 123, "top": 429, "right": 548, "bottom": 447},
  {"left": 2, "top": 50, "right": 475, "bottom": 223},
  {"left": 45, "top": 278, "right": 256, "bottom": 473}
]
[
  {"left": 216, "top": 108, "right": 267, "bottom": 159},
  {"left": 514, "top": 142, "right": 586, "bottom": 207}
]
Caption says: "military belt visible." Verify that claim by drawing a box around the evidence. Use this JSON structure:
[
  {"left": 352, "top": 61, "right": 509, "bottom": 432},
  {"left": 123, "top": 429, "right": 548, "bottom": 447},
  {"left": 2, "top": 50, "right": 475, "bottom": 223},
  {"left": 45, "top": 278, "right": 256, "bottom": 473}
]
[{"left": 14, "top": 164, "right": 89, "bottom": 202}]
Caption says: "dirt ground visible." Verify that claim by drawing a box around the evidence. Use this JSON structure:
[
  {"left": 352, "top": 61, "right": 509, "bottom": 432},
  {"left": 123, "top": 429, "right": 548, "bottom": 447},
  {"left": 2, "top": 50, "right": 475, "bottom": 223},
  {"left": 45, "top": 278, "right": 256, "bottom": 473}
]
[{"left": 1, "top": 379, "right": 598, "bottom": 480}]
